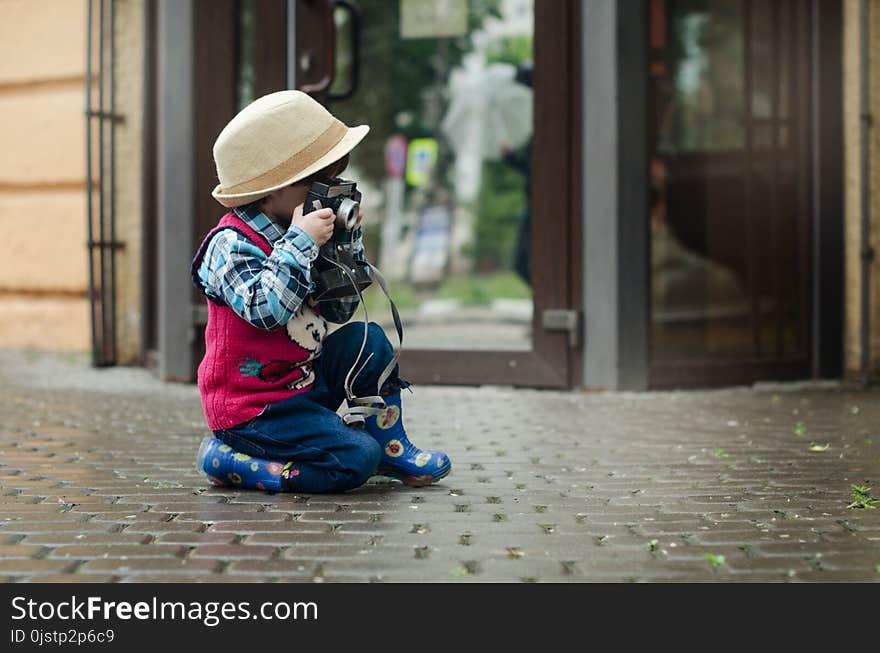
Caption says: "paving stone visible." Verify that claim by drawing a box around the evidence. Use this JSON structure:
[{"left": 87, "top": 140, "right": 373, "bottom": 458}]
[
  {"left": 118, "top": 574, "right": 262, "bottom": 583},
  {"left": 280, "top": 544, "right": 378, "bottom": 558},
  {"left": 173, "top": 511, "right": 295, "bottom": 522},
  {"left": 48, "top": 545, "right": 187, "bottom": 559},
  {"left": 0, "top": 559, "right": 79, "bottom": 574},
  {"left": 154, "top": 532, "right": 239, "bottom": 545},
  {"left": 39, "top": 495, "right": 100, "bottom": 504},
  {"left": 79, "top": 558, "right": 221, "bottom": 574},
  {"left": 207, "top": 520, "right": 328, "bottom": 533},
  {"left": 688, "top": 530, "right": 775, "bottom": 546},
  {"left": 225, "top": 559, "right": 317, "bottom": 576},
  {"left": 91, "top": 512, "right": 175, "bottom": 523},
  {"left": 28, "top": 574, "right": 120, "bottom": 583},
  {"left": 0, "top": 545, "right": 46, "bottom": 558},
  {"left": 0, "top": 504, "right": 71, "bottom": 514},
  {"left": 190, "top": 545, "right": 280, "bottom": 559},
  {"left": 122, "top": 521, "right": 206, "bottom": 533},
  {"left": 0, "top": 521, "right": 118, "bottom": 533},
  {"left": 67, "top": 503, "right": 150, "bottom": 514},
  {"left": 243, "top": 531, "right": 364, "bottom": 545},
  {"left": 788, "top": 569, "right": 880, "bottom": 582},
  {"left": 147, "top": 502, "right": 251, "bottom": 512}
]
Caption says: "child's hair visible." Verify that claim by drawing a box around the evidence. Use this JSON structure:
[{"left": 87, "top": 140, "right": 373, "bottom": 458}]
[
  {"left": 306, "top": 153, "right": 350, "bottom": 184},
  {"left": 258, "top": 154, "right": 350, "bottom": 209}
]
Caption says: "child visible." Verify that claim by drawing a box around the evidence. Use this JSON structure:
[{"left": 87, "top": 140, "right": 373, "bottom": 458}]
[{"left": 191, "top": 90, "right": 451, "bottom": 493}]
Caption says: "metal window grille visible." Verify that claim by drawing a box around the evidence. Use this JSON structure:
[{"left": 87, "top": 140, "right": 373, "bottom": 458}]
[{"left": 85, "top": 0, "right": 124, "bottom": 366}]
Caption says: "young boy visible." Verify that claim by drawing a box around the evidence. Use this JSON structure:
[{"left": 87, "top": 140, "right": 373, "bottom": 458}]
[{"left": 191, "top": 90, "right": 451, "bottom": 493}]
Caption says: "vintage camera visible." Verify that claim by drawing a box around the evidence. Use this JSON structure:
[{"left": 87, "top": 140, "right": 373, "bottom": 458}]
[{"left": 305, "top": 178, "right": 373, "bottom": 300}]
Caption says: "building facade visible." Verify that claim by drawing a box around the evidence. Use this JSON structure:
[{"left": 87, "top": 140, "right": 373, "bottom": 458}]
[{"left": 3, "top": 0, "right": 879, "bottom": 391}]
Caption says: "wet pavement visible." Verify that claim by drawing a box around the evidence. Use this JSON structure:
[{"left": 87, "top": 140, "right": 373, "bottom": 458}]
[{"left": 1, "top": 349, "right": 879, "bottom": 583}]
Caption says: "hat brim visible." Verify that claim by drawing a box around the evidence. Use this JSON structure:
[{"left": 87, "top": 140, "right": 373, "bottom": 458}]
[{"left": 211, "top": 124, "right": 370, "bottom": 208}]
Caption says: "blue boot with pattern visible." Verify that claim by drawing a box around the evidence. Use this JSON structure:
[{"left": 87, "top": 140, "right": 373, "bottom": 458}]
[
  {"left": 196, "top": 436, "right": 298, "bottom": 492},
  {"left": 363, "top": 392, "right": 451, "bottom": 487}
]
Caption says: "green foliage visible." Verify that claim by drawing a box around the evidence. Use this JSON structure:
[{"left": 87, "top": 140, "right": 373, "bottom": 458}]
[
  {"left": 324, "top": 0, "right": 540, "bottom": 288},
  {"left": 327, "top": 1, "right": 534, "bottom": 275},
  {"left": 661, "top": 0, "right": 744, "bottom": 152},
  {"left": 704, "top": 553, "right": 725, "bottom": 569},
  {"left": 327, "top": 0, "right": 503, "bottom": 189},
  {"left": 847, "top": 484, "right": 878, "bottom": 510},
  {"left": 472, "top": 34, "right": 534, "bottom": 273},
  {"left": 487, "top": 35, "right": 533, "bottom": 66},
  {"left": 471, "top": 160, "right": 527, "bottom": 272},
  {"left": 361, "top": 270, "right": 529, "bottom": 314},
  {"left": 436, "top": 272, "right": 531, "bottom": 305},
  {"left": 362, "top": 281, "right": 419, "bottom": 314},
  {"left": 237, "top": 0, "right": 256, "bottom": 109}
]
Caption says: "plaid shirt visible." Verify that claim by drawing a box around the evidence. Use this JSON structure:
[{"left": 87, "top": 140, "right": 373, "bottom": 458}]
[{"left": 195, "top": 203, "right": 363, "bottom": 329}]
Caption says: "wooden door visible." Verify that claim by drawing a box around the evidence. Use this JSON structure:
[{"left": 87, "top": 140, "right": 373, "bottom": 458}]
[
  {"left": 647, "top": 0, "right": 815, "bottom": 387},
  {"left": 294, "top": 0, "right": 583, "bottom": 388}
]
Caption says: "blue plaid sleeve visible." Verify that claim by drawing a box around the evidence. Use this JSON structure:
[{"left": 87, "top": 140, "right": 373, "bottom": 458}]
[
  {"left": 197, "top": 226, "right": 319, "bottom": 331},
  {"left": 318, "top": 226, "right": 365, "bottom": 324}
]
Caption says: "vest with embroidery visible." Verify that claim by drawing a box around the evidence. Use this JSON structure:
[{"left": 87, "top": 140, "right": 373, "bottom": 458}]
[{"left": 191, "top": 212, "right": 327, "bottom": 430}]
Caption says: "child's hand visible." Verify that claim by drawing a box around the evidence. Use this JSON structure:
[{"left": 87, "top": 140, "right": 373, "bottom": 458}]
[{"left": 291, "top": 204, "right": 335, "bottom": 246}]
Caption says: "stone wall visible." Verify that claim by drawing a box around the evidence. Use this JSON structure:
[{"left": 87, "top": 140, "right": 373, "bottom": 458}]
[
  {"left": 0, "top": 0, "right": 89, "bottom": 351},
  {"left": 0, "top": 0, "right": 144, "bottom": 362}
]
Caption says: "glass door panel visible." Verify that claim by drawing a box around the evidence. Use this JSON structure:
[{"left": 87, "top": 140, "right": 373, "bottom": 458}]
[
  {"left": 326, "top": 0, "right": 535, "bottom": 352},
  {"left": 648, "top": 0, "right": 811, "bottom": 384}
]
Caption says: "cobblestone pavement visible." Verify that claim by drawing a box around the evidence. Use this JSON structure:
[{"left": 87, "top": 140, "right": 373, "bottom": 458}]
[{"left": 1, "top": 349, "right": 879, "bottom": 583}]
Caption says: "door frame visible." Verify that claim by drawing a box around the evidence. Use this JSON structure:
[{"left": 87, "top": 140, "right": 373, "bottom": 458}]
[
  {"left": 153, "top": 0, "right": 583, "bottom": 388},
  {"left": 582, "top": 0, "right": 650, "bottom": 391},
  {"left": 298, "top": 0, "right": 584, "bottom": 389},
  {"left": 580, "top": 0, "right": 842, "bottom": 391},
  {"left": 581, "top": 0, "right": 844, "bottom": 390},
  {"left": 401, "top": 0, "right": 583, "bottom": 388}
]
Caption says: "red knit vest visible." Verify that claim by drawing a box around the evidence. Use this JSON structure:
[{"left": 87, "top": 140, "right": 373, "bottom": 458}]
[{"left": 192, "top": 212, "right": 320, "bottom": 430}]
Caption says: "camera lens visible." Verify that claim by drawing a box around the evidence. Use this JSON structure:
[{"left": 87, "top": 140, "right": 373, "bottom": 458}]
[{"left": 335, "top": 197, "right": 359, "bottom": 230}]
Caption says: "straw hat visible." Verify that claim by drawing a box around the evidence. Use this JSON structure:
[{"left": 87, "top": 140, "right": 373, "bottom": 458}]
[{"left": 211, "top": 90, "right": 369, "bottom": 207}]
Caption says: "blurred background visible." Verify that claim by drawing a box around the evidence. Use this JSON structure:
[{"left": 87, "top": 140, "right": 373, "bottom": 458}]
[{"left": 0, "top": 0, "right": 878, "bottom": 391}]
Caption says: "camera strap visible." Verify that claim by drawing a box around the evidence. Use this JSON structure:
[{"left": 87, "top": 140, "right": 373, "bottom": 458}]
[{"left": 317, "top": 255, "right": 403, "bottom": 427}]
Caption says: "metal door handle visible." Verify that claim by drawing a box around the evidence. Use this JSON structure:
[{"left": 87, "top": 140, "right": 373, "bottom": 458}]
[
  {"left": 542, "top": 309, "right": 582, "bottom": 349},
  {"left": 328, "top": 0, "right": 361, "bottom": 101},
  {"left": 298, "top": 0, "right": 335, "bottom": 95}
]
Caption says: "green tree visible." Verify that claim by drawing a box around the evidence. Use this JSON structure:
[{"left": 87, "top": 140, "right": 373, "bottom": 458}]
[
  {"left": 472, "top": 35, "right": 533, "bottom": 272},
  {"left": 326, "top": 0, "right": 503, "bottom": 190}
]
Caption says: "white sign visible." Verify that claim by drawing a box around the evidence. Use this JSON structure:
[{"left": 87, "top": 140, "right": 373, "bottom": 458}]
[{"left": 400, "top": 0, "right": 468, "bottom": 39}]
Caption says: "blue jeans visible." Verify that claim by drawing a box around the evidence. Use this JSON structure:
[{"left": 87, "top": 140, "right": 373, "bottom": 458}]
[{"left": 214, "top": 321, "right": 403, "bottom": 493}]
